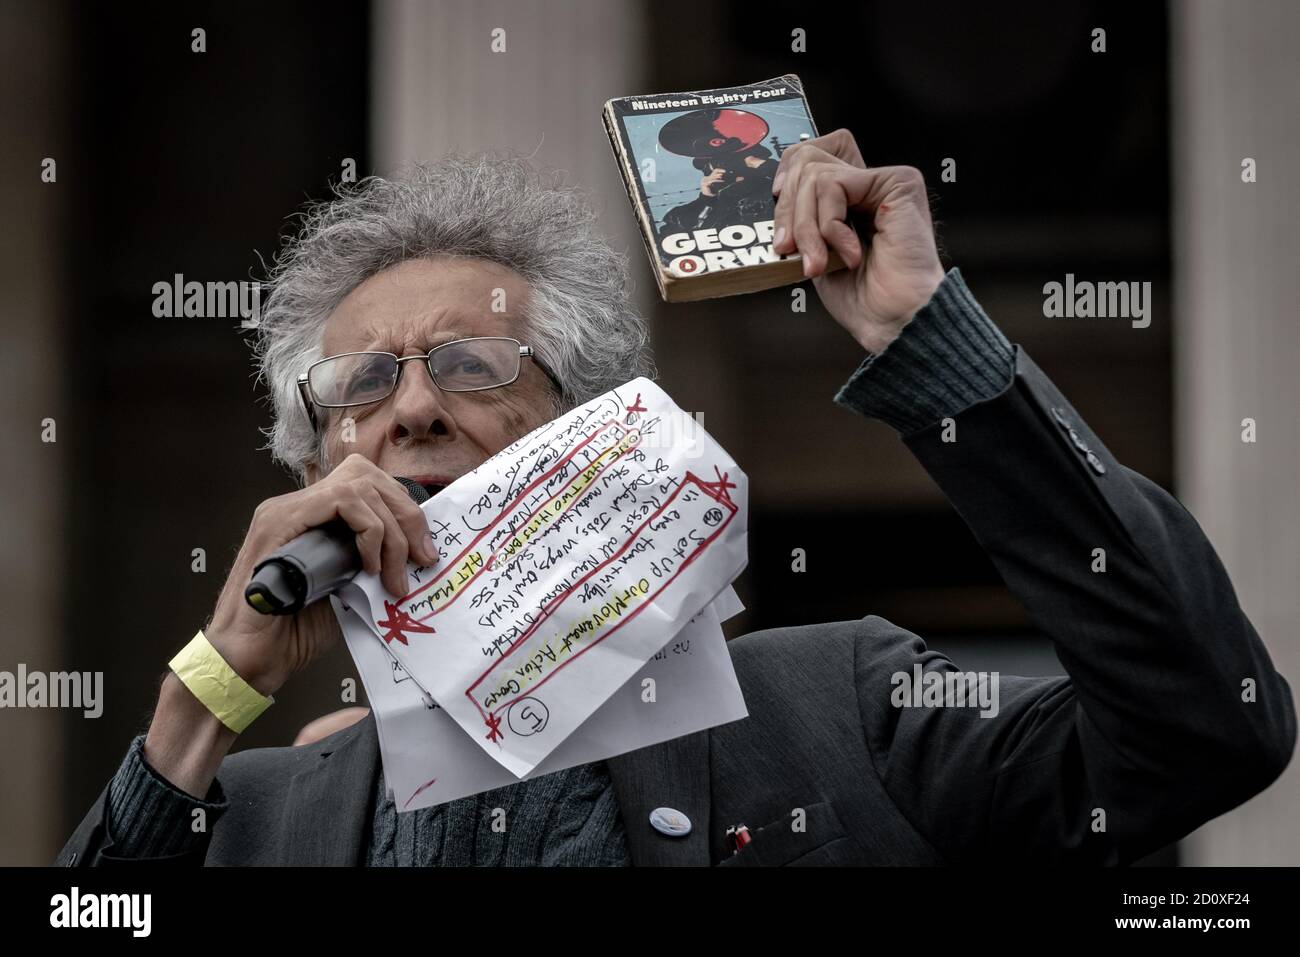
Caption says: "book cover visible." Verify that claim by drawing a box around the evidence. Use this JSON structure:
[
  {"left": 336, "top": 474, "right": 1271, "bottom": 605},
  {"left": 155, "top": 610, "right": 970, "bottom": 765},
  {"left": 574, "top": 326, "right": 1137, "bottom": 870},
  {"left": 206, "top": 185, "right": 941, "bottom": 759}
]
[{"left": 604, "top": 74, "right": 829, "bottom": 302}]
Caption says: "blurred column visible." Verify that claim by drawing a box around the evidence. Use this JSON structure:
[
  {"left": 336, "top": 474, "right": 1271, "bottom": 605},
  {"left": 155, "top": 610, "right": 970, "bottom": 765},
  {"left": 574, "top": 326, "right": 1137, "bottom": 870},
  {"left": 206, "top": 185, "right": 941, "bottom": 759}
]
[
  {"left": 371, "top": 0, "right": 650, "bottom": 277},
  {"left": 1172, "top": 0, "right": 1300, "bottom": 864},
  {"left": 0, "top": 1, "right": 69, "bottom": 865}
]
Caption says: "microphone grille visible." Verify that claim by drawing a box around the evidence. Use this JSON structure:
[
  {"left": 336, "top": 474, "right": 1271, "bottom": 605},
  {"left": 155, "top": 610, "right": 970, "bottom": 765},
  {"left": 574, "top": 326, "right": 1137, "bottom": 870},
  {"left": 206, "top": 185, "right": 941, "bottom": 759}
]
[{"left": 393, "top": 476, "right": 431, "bottom": 505}]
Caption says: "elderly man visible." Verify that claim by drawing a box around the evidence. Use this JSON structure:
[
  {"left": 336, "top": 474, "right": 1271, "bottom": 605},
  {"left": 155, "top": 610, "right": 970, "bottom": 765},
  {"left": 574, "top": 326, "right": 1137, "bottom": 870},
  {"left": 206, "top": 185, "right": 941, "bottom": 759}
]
[{"left": 58, "top": 130, "right": 1294, "bottom": 867}]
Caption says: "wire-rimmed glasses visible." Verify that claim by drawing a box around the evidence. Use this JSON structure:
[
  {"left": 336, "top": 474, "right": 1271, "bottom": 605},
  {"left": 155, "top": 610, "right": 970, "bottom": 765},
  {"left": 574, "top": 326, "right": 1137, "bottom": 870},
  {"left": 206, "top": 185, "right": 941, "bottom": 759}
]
[{"left": 296, "top": 336, "right": 559, "bottom": 429}]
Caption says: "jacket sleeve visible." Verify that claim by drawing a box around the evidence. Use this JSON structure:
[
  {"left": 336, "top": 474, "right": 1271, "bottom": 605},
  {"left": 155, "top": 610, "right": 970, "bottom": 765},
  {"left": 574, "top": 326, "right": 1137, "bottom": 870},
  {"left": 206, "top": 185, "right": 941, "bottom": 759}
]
[
  {"left": 54, "top": 733, "right": 227, "bottom": 866},
  {"left": 838, "top": 268, "right": 1297, "bottom": 864}
]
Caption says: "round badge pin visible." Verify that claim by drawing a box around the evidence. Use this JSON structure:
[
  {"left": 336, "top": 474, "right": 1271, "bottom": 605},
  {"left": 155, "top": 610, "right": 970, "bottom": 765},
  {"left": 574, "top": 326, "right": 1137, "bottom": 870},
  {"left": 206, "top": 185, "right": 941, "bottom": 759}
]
[{"left": 649, "top": 807, "right": 692, "bottom": 838}]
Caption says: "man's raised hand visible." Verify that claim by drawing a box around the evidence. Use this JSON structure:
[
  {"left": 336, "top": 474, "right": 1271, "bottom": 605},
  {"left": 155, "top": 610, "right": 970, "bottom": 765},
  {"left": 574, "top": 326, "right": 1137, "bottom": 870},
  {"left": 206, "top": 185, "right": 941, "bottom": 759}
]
[{"left": 771, "top": 129, "right": 945, "bottom": 354}]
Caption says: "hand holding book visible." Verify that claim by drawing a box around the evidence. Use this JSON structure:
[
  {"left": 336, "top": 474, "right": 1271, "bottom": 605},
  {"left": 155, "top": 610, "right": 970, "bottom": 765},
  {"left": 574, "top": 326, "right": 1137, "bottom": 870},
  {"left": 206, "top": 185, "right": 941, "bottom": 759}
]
[
  {"left": 605, "top": 77, "right": 946, "bottom": 351},
  {"left": 771, "top": 129, "right": 946, "bottom": 355}
]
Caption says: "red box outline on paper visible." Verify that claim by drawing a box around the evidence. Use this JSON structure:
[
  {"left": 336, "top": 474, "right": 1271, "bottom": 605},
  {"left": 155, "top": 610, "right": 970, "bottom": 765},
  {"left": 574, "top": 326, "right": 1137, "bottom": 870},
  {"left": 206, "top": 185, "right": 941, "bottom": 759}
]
[{"left": 467, "top": 468, "right": 738, "bottom": 742}]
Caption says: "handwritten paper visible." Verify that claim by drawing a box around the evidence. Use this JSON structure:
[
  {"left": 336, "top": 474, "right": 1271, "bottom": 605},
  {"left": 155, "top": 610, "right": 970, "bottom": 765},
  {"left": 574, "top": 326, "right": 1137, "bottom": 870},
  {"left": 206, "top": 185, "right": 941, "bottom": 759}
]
[
  {"left": 333, "top": 588, "right": 747, "bottom": 810},
  {"left": 343, "top": 377, "right": 748, "bottom": 777}
]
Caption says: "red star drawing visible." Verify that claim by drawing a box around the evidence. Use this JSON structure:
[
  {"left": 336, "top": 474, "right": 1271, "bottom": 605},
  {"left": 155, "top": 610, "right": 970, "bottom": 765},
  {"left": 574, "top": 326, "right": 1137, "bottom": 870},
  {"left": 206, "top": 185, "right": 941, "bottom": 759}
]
[
  {"left": 375, "top": 599, "right": 435, "bottom": 646},
  {"left": 699, "top": 465, "right": 737, "bottom": 507},
  {"left": 625, "top": 393, "right": 647, "bottom": 416},
  {"left": 484, "top": 712, "right": 503, "bottom": 744}
]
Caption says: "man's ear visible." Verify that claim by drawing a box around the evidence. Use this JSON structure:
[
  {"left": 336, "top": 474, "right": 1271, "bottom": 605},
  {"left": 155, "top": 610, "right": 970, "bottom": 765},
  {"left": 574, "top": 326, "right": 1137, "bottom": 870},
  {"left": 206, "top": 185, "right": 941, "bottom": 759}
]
[{"left": 304, "top": 459, "right": 320, "bottom": 486}]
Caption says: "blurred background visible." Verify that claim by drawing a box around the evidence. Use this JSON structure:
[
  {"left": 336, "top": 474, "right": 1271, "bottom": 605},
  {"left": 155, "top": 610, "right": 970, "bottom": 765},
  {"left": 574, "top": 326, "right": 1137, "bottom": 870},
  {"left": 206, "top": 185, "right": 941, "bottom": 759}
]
[{"left": 2, "top": 0, "right": 1296, "bottom": 866}]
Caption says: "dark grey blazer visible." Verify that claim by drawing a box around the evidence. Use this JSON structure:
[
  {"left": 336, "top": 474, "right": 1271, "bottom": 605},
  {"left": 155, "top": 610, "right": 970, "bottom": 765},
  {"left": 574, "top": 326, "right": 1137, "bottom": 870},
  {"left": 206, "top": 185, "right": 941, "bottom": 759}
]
[{"left": 57, "top": 349, "right": 1297, "bottom": 866}]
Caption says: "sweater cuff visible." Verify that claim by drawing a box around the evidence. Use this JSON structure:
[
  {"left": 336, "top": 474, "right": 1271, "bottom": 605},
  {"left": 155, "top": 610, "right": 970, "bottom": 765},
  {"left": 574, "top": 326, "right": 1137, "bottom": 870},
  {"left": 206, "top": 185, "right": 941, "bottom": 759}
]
[
  {"left": 832, "top": 267, "right": 1014, "bottom": 435},
  {"left": 105, "top": 733, "right": 228, "bottom": 858}
]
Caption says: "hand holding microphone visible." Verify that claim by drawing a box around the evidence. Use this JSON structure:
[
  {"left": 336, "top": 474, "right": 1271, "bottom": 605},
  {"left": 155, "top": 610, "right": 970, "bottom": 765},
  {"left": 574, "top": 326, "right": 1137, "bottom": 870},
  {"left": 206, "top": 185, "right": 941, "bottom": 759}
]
[
  {"left": 204, "top": 454, "right": 440, "bottom": 697},
  {"left": 244, "top": 474, "right": 432, "bottom": 616}
]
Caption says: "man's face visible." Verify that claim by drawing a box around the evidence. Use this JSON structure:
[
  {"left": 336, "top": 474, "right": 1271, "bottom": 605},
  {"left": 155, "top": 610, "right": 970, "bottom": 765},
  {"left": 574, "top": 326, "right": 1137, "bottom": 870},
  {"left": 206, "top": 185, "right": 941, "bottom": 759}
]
[{"left": 304, "top": 256, "right": 555, "bottom": 490}]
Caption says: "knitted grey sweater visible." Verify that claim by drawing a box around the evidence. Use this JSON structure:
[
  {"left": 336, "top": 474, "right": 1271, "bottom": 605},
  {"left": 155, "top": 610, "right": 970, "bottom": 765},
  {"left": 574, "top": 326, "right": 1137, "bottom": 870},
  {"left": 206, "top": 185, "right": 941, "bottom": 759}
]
[{"left": 364, "top": 757, "right": 629, "bottom": 865}]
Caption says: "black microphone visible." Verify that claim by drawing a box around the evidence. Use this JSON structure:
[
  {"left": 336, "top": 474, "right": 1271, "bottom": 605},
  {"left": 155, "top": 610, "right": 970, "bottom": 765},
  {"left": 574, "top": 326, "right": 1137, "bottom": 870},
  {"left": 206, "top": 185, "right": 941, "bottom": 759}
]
[{"left": 244, "top": 476, "right": 431, "bottom": 615}]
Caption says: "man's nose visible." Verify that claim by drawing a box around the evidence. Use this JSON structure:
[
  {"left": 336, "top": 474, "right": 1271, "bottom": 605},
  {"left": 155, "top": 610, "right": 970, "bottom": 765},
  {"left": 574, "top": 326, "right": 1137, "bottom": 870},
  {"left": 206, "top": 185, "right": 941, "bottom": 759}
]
[{"left": 386, "top": 355, "right": 455, "bottom": 443}]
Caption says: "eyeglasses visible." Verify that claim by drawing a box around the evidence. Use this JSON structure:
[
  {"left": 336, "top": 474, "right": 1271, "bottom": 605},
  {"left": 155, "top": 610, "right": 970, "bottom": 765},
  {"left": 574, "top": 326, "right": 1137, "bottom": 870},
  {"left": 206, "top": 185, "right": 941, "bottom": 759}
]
[{"left": 296, "top": 336, "right": 561, "bottom": 430}]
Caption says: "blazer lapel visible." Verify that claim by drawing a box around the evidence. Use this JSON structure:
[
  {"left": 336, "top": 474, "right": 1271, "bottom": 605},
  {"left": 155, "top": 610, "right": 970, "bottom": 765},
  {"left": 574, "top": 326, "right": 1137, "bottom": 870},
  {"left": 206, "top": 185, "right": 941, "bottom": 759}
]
[
  {"left": 605, "top": 730, "right": 713, "bottom": 866},
  {"left": 278, "top": 711, "right": 380, "bottom": 865}
]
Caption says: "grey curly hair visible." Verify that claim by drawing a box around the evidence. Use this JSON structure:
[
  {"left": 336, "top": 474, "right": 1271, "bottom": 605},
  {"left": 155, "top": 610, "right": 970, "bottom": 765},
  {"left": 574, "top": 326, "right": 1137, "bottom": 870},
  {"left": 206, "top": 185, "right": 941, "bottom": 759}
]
[{"left": 253, "top": 154, "right": 655, "bottom": 482}]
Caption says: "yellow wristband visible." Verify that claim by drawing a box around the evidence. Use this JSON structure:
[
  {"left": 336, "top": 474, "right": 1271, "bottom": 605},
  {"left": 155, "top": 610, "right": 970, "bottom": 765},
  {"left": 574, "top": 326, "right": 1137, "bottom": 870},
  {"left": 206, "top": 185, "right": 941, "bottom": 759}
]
[{"left": 168, "top": 630, "right": 274, "bottom": 734}]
